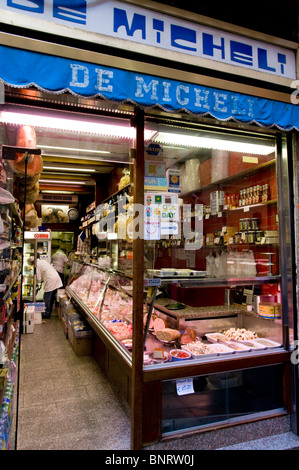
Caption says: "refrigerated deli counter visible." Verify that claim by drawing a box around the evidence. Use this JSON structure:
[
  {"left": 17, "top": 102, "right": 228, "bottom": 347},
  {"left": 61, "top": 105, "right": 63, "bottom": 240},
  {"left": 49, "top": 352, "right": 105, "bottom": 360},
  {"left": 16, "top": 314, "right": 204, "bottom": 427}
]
[{"left": 66, "top": 260, "right": 289, "bottom": 444}]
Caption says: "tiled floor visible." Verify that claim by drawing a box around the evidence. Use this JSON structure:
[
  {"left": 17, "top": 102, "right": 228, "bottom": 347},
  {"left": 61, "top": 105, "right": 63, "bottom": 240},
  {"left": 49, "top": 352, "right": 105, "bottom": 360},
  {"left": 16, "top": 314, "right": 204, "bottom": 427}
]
[
  {"left": 14, "top": 313, "right": 299, "bottom": 451},
  {"left": 15, "top": 315, "right": 131, "bottom": 450}
]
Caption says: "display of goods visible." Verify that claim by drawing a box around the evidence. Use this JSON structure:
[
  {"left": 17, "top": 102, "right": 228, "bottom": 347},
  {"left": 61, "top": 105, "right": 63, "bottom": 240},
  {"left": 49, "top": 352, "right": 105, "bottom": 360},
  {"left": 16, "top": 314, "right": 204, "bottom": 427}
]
[
  {"left": 258, "top": 302, "right": 281, "bottom": 319},
  {"left": 170, "top": 349, "right": 191, "bottom": 361},
  {"left": 143, "top": 313, "right": 154, "bottom": 330},
  {"left": 9, "top": 125, "right": 43, "bottom": 228},
  {"left": 69, "top": 275, "right": 91, "bottom": 297},
  {"left": 12, "top": 126, "right": 43, "bottom": 177},
  {"left": 180, "top": 327, "right": 197, "bottom": 344},
  {"left": 104, "top": 321, "right": 132, "bottom": 340},
  {"left": 156, "top": 328, "right": 181, "bottom": 342},
  {"left": 153, "top": 348, "right": 166, "bottom": 360},
  {"left": 153, "top": 317, "right": 169, "bottom": 333},
  {"left": 222, "top": 328, "right": 257, "bottom": 341},
  {"left": 182, "top": 341, "right": 209, "bottom": 356}
]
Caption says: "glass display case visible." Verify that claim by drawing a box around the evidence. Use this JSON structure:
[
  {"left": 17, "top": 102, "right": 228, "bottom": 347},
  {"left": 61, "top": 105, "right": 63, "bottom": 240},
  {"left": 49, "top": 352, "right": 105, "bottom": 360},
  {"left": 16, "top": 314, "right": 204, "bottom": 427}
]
[{"left": 66, "top": 261, "right": 283, "bottom": 369}]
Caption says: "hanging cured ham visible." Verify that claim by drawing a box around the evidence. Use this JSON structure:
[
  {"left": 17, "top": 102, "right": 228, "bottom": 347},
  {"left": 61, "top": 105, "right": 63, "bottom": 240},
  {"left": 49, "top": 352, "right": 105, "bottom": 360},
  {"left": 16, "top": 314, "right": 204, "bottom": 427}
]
[
  {"left": 12, "top": 125, "right": 43, "bottom": 177},
  {"left": 9, "top": 125, "right": 43, "bottom": 228}
]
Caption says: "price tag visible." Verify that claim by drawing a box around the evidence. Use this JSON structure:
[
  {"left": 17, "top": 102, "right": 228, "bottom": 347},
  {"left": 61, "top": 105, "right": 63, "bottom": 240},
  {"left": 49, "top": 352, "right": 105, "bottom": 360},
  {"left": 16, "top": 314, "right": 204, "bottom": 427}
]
[
  {"left": 176, "top": 378, "right": 194, "bottom": 396},
  {"left": 144, "top": 278, "right": 161, "bottom": 287}
]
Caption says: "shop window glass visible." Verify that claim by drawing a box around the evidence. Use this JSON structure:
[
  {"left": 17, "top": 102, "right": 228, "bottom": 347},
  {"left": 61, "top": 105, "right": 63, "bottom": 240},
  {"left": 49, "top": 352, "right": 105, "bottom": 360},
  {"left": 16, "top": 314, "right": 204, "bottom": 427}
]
[
  {"left": 162, "top": 364, "right": 285, "bottom": 434},
  {"left": 142, "top": 120, "right": 286, "bottom": 368}
]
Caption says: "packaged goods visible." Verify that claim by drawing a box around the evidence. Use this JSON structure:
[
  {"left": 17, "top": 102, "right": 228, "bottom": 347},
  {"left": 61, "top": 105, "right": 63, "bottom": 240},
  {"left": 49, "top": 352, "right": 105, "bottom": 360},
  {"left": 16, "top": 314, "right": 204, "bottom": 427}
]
[{"left": 258, "top": 302, "right": 281, "bottom": 319}]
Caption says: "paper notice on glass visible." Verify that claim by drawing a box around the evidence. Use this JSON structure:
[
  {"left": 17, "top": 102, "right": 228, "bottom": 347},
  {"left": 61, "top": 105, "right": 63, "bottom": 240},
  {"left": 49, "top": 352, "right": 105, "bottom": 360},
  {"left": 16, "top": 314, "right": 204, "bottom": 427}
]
[
  {"left": 144, "top": 221, "right": 161, "bottom": 240},
  {"left": 176, "top": 378, "right": 194, "bottom": 396}
]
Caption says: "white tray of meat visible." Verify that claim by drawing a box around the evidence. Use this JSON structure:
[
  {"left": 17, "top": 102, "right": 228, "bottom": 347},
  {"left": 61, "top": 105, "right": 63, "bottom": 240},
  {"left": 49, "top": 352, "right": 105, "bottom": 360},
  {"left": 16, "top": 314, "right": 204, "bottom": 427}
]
[
  {"left": 221, "top": 341, "right": 251, "bottom": 353},
  {"left": 222, "top": 328, "right": 257, "bottom": 341},
  {"left": 251, "top": 338, "right": 281, "bottom": 349},
  {"left": 234, "top": 339, "right": 267, "bottom": 350},
  {"left": 206, "top": 343, "right": 235, "bottom": 355},
  {"left": 205, "top": 333, "right": 227, "bottom": 343},
  {"left": 181, "top": 341, "right": 218, "bottom": 358}
]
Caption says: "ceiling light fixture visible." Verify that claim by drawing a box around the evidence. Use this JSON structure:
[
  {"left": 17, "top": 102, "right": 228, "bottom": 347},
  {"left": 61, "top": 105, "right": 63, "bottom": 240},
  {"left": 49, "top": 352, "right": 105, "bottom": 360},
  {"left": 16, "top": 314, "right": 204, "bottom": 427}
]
[
  {"left": 153, "top": 133, "right": 275, "bottom": 155},
  {"left": 43, "top": 166, "right": 96, "bottom": 172},
  {"left": 41, "top": 153, "right": 133, "bottom": 165},
  {"left": 0, "top": 111, "right": 155, "bottom": 140},
  {"left": 40, "top": 145, "right": 111, "bottom": 155},
  {"left": 40, "top": 190, "right": 75, "bottom": 194},
  {"left": 39, "top": 179, "right": 87, "bottom": 185}
]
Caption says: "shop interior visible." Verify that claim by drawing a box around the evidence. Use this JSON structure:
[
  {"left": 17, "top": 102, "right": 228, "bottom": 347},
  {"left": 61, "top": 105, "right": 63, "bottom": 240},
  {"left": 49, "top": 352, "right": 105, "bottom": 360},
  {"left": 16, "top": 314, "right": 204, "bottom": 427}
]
[{"left": 1, "top": 88, "right": 293, "bottom": 443}]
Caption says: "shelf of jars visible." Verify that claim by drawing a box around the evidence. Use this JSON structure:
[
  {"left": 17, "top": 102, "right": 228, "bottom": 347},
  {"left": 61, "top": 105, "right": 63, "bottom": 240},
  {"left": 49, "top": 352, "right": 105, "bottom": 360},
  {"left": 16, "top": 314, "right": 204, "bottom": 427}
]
[{"left": 80, "top": 183, "right": 131, "bottom": 230}]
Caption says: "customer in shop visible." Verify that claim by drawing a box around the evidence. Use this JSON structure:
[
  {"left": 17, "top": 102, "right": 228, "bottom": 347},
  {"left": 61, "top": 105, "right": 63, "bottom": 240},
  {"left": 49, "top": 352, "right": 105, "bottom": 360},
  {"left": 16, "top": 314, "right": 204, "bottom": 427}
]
[
  {"left": 51, "top": 243, "right": 69, "bottom": 286},
  {"left": 28, "top": 255, "right": 62, "bottom": 319}
]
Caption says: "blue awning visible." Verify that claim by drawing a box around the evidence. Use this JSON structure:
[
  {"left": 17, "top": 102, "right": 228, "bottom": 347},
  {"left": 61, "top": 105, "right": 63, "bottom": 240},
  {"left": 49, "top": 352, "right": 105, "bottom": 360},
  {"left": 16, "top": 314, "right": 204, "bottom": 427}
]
[{"left": 0, "top": 44, "right": 298, "bottom": 131}]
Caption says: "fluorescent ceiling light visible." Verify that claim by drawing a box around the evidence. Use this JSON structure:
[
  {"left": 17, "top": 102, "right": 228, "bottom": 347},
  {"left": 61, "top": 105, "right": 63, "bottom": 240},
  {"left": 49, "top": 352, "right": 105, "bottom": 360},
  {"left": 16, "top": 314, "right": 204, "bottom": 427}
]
[
  {"left": 40, "top": 145, "right": 111, "bottom": 155},
  {"left": 0, "top": 111, "right": 155, "bottom": 140},
  {"left": 41, "top": 153, "right": 133, "bottom": 164},
  {"left": 39, "top": 179, "right": 87, "bottom": 184},
  {"left": 41, "top": 190, "right": 75, "bottom": 194},
  {"left": 154, "top": 132, "right": 275, "bottom": 155},
  {"left": 43, "top": 166, "right": 96, "bottom": 172}
]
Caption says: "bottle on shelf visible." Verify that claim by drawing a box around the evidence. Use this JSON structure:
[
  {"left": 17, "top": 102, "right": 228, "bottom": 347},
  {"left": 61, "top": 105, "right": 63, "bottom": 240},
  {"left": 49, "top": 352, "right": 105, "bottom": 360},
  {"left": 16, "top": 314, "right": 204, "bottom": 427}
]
[
  {"left": 239, "top": 190, "right": 243, "bottom": 207},
  {"left": 256, "top": 185, "right": 261, "bottom": 203}
]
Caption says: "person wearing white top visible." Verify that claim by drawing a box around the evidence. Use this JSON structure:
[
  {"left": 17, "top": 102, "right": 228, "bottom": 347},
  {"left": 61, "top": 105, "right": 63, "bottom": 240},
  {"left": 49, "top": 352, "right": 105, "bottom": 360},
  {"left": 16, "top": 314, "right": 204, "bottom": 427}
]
[
  {"left": 35, "top": 258, "right": 63, "bottom": 318},
  {"left": 51, "top": 248, "right": 69, "bottom": 286}
]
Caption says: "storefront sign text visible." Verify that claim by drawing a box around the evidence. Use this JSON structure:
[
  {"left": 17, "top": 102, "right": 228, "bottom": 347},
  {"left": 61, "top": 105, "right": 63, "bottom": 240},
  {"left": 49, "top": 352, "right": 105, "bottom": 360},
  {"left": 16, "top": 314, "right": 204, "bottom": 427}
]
[{"left": 0, "top": 1, "right": 296, "bottom": 79}]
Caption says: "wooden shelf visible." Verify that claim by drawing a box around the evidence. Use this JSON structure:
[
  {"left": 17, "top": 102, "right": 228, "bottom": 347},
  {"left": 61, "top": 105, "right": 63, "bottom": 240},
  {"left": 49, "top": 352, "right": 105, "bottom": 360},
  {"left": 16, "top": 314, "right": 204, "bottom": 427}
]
[{"left": 180, "top": 159, "right": 275, "bottom": 198}]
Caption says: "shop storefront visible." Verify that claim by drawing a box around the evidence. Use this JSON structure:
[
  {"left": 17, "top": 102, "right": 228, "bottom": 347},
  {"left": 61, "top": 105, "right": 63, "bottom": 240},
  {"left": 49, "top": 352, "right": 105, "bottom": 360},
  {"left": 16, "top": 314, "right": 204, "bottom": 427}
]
[{"left": 0, "top": 0, "right": 298, "bottom": 450}]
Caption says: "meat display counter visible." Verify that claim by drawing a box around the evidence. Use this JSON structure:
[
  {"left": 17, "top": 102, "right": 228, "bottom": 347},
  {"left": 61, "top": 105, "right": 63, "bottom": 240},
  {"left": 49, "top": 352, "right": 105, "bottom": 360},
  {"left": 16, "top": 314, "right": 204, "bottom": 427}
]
[
  {"left": 65, "top": 260, "right": 290, "bottom": 444},
  {"left": 66, "top": 261, "right": 284, "bottom": 368}
]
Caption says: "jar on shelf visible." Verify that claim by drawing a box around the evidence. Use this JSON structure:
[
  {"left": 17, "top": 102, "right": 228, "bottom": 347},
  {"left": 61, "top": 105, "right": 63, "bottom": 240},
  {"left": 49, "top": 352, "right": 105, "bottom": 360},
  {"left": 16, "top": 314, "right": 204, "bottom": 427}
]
[
  {"left": 242, "top": 190, "right": 246, "bottom": 206},
  {"left": 248, "top": 231, "right": 256, "bottom": 243},
  {"left": 256, "top": 185, "right": 261, "bottom": 203},
  {"left": 248, "top": 187, "right": 253, "bottom": 205},
  {"left": 235, "top": 232, "right": 242, "bottom": 244},
  {"left": 263, "top": 183, "right": 269, "bottom": 202},
  {"left": 255, "top": 230, "right": 264, "bottom": 243},
  {"left": 239, "top": 190, "right": 243, "bottom": 207},
  {"left": 244, "top": 218, "right": 251, "bottom": 230},
  {"left": 245, "top": 188, "right": 249, "bottom": 205},
  {"left": 251, "top": 218, "right": 259, "bottom": 230},
  {"left": 252, "top": 186, "right": 257, "bottom": 204}
]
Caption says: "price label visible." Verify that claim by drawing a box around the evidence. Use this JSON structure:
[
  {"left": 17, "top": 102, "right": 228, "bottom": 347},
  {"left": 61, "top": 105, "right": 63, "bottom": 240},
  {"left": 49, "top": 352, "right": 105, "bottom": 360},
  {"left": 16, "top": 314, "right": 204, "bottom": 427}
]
[
  {"left": 144, "top": 278, "right": 161, "bottom": 287},
  {"left": 176, "top": 378, "right": 194, "bottom": 396}
]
